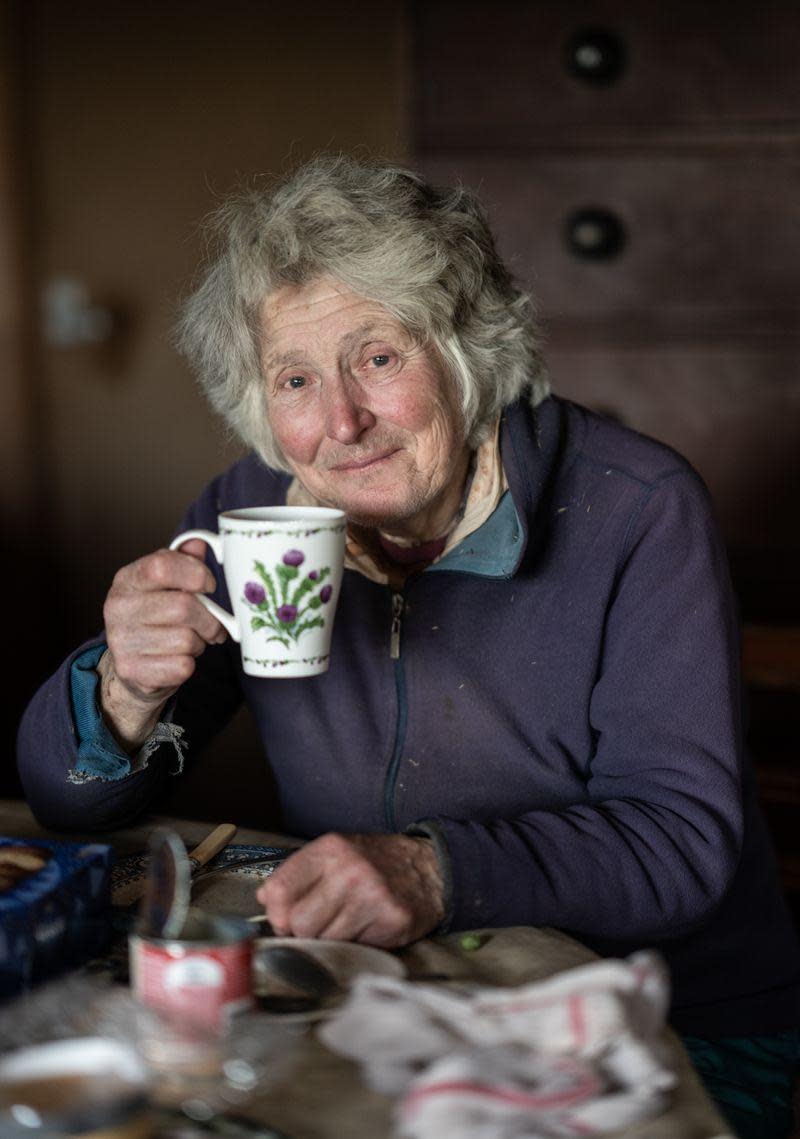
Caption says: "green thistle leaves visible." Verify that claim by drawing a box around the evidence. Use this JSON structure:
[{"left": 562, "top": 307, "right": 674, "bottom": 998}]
[
  {"left": 243, "top": 554, "right": 334, "bottom": 647},
  {"left": 254, "top": 560, "right": 279, "bottom": 610},
  {"left": 290, "top": 575, "right": 316, "bottom": 607},
  {"left": 293, "top": 617, "right": 324, "bottom": 637}
]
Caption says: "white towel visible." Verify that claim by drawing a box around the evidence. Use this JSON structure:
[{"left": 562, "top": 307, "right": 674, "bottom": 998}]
[{"left": 319, "top": 950, "right": 678, "bottom": 1138}]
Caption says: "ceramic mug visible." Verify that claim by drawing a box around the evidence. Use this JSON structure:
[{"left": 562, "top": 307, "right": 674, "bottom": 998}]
[{"left": 170, "top": 506, "right": 346, "bottom": 679}]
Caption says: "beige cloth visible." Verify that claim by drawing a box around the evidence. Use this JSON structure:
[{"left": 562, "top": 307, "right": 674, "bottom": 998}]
[
  {"left": 320, "top": 951, "right": 678, "bottom": 1137},
  {"left": 255, "top": 927, "right": 732, "bottom": 1139}
]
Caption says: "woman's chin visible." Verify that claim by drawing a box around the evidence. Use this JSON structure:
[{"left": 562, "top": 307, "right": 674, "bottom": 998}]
[{"left": 336, "top": 491, "right": 422, "bottom": 532}]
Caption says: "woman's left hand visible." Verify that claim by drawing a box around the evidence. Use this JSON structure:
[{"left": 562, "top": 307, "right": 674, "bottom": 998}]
[{"left": 255, "top": 833, "right": 445, "bottom": 947}]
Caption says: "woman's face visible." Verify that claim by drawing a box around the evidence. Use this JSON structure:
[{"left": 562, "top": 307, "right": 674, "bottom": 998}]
[{"left": 260, "top": 276, "right": 470, "bottom": 540}]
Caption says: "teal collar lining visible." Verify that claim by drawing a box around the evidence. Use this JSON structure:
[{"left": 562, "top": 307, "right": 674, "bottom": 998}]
[{"left": 427, "top": 491, "right": 522, "bottom": 578}]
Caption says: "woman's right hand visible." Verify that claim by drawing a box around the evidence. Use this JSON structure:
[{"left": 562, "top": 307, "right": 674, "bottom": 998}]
[{"left": 99, "top": 539, "right": 227, "bottom": 751}]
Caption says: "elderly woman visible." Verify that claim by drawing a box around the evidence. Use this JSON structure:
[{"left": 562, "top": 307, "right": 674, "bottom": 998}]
[{"left": 18, "top": 156, "right": 799, "bottom": 1136}]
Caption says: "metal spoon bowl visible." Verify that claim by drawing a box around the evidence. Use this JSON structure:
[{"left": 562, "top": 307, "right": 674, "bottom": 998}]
[{"left": 254, "top": 944, "right": 340, "bottom": 1000}]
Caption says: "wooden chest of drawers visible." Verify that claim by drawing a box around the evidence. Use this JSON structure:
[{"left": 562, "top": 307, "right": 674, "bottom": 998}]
[{"left": 412, "top": 0, "right": 800, "bottom": 615}]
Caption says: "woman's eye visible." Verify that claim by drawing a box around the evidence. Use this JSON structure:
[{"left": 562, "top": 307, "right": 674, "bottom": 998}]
[
  {"left": 358, "top": 343, "right": 401, "bottom": 375},
  {"left": 286, "top": 375, "right": 306, "bottom": 390}
]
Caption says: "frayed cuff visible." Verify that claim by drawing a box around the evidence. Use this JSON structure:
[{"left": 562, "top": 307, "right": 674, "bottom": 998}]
[
  {"left": 69, "top": 719, "right": 188, "bottom": 783},
  {"left": 135, "top": 722, "right": 187, "bottom": 775}
]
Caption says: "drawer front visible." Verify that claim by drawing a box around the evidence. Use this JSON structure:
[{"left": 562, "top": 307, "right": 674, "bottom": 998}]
[
  {"left": 547, "top": 346, "right": 800, "bottom": 555},
  {"left": 418, "top": 153, "right": 800, "bottom": 333},
  {"left": 415, "top": 0, "right": 800, "bottom": 146}
]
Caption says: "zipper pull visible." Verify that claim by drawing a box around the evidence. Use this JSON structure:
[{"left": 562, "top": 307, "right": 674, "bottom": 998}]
[{"left": 390, "top": 592, "right": 404, "bottom": 659}]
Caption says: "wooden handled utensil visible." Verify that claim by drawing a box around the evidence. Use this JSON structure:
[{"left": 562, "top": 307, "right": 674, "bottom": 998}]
[
  {"left": 119, "top": 823, "right": 238, "bottom": 911},
  {"left": 185, "top": 822, "right": 238, "bottom": 873}
]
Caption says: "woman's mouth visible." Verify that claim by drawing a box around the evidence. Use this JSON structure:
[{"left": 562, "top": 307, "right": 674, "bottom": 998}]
[{"left": 330, "top": 449, "right": 400, "bottom": 473}]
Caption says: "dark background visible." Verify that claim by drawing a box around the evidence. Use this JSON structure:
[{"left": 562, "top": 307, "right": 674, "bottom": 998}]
[{"left": 2, "top": 1, "right": 798, "bottom": 901}]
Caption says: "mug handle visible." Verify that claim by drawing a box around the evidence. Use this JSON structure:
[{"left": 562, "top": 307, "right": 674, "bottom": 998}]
[{"left": 169, "top": 529, "right": 241, "bottom": 643}]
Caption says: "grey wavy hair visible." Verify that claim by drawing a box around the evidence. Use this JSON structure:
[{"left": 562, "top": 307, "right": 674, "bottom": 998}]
[{"left": 177, "top": 154, "right": 549, "bottom": 470}]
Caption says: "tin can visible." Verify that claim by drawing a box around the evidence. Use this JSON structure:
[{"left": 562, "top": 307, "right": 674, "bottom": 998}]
[{"left": 129, "top": 909, "right": 254, "bottom": 1029}]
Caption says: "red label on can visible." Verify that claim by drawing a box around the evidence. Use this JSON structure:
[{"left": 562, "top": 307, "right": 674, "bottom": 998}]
[{"left": 131, "top": 934, "right": 253, "bottom": 1029}]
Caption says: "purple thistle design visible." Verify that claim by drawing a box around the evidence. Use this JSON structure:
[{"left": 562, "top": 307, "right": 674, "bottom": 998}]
[
  {"left": 277, "top": 604, "right": 298, "bottom": 623},
  {"left": 244, "top": 582, "right": 266, "bottom": 605},
  {"left": 282, "top": 549, "right": 305, "bottom": 567},
  {"left": 308, "top": 570, "right": 319, "bottom": 581},
  {"left": 319, "top": 585, "right": 333, "bottom": 604}
]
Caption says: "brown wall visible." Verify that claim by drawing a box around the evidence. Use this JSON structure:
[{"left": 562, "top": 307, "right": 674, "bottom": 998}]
[
  {"left": 3, "top": 0, "right": 408, "bottom": 812},
  {"left": 23, "top": 0, "right": 408, "bottom": 629},
  {"left": 0, "top": 7, "right": 32, "bottom": 525}
]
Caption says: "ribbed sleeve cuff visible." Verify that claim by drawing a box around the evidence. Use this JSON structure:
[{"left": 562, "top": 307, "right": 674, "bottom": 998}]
[{"left": 404, "top": 819, "right": 455, "bottom": 934}]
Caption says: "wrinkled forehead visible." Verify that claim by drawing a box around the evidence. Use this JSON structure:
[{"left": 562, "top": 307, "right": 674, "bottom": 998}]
[{"left": 259, "top": 276, "right": 415, "bottom": 363}]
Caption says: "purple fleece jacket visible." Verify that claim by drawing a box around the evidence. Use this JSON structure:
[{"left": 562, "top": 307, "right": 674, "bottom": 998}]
[{"left": 17, "top": 395, "right": 800, "bottom": 1036}]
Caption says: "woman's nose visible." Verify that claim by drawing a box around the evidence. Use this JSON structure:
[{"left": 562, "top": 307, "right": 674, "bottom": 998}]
[{"left": 324, "top": 378, "right": 376, "bottom": 444}]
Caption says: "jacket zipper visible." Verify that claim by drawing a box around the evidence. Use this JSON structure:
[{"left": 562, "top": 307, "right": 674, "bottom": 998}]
[
  {"left": 390, "top": 591, "right": 404, "bottom": 660},
  {"left": 384, "top": 590, "right": 407, "bottom": 830}
]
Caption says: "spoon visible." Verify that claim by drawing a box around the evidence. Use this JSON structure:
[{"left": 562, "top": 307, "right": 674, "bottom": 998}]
[
  {"left": 256, "top": 994, "right": 324, "bottom": 1014},
  {"left": 255, "top": 944, "right": 340, "bottom": 1007},
  {"left": 136, "top": 828, "right": 190, "bottom": 939}
]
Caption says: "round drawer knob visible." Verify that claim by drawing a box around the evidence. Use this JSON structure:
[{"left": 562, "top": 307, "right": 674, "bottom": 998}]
[
  {"left": 564, "top": 208, "right": 626, "bottom": 261},
  {"left": 564, "top": 28, "right": 627, "bottom": 85}
]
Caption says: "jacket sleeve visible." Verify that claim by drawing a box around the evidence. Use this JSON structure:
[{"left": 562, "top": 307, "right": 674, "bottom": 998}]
[
  {"left": 16, "top": 484, "right": 245, "bottom": 833},
  {"left": 423, "top": 471, "right": 745, "bottom": 942}
]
